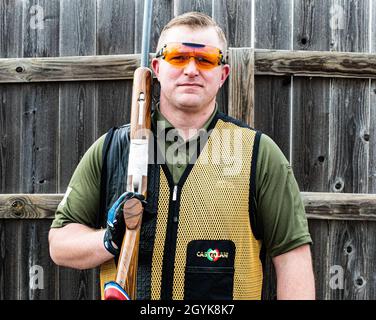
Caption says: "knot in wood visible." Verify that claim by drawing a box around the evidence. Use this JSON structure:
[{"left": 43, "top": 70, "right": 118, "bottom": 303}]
[
  {"left": 318, "top": 156, "right": 325, "bottom": 163},
  {"left": 11, "top": 199, "right": 25, "bottom": 216},
  {"left": 355, "top": 277, "right": 365, "bottom": 287},
  {"left": 16, "top": 66, "right": 24, "bottom": 73}
]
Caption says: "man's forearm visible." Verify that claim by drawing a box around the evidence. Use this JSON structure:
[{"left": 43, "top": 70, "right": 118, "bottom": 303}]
[
  {"left": 273, "top": 244, "right": 316, "bottom": 300},
  {"left": 49, "top": 223, "right": 114, "bottom": 270}
]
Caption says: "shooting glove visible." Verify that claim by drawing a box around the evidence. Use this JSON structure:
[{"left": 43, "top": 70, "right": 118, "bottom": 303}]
[{"left": 103, "top": 192, "right": 145, "bottom": 256}]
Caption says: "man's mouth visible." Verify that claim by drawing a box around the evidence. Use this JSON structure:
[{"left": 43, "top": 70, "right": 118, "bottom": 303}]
[{"left": 177, "top": 83, "right": 203, "bottom": 87}]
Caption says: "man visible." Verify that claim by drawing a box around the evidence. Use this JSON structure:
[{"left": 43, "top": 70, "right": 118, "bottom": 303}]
[{"left": 49, "top": 12, "right": 315, "bottom": 300}]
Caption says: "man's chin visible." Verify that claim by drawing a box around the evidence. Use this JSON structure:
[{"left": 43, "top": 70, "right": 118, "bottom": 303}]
[{"left": 175, "top": 96, "right": 203, "bottom": 110}]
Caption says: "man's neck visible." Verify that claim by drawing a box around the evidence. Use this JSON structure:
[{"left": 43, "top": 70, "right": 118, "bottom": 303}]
[{"left": 159, "top": 101, "right": 216, "bottom": 140}]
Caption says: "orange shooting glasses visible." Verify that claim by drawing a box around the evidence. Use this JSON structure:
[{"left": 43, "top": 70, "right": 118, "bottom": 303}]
[{"left": 156, "top": 42, "right": 226, "bottom": 70}]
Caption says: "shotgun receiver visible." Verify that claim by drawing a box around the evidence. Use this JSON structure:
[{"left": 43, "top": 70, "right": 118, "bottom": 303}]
[{"left": 103, "top": 0, "right": 153, "bottom": 301}]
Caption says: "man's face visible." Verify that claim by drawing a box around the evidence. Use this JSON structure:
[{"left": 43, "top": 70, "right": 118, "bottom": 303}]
[{"left": 152, "top": 26, "right": 230, "bottom": 114}]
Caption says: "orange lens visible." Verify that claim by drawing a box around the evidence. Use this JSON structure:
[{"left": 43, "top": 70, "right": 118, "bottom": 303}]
[{"left": 159, "top": 42, "right": 224, "bottom": 70}]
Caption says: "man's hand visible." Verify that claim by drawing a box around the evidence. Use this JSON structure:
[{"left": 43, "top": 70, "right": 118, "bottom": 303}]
[{"left": 103, "top": 192, "right": 145, "bottom": 256}]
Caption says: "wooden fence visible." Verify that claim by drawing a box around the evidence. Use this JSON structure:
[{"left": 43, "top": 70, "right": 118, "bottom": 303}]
[{"left": 1, "top": 0, "right": 376, "bottom": 299}]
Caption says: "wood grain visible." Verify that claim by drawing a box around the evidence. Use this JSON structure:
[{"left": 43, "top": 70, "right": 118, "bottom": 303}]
[
  {"left": 254, "top": 0, "right": 292, "bottom": 164},
  {"left": 174, "top": 0, "right": 212, "bottom": 16},
  {"left": 58, "top": 0, "right": 96, "bottom": 191},
  {"left": 1, "top": 49, "right": 376, "bottom": 84},
  {"left": 1, "top": 192, "right": 375, "bottom": 220},
  {"left": 228, "top": 48, "right": 254, "bottom": 126}
]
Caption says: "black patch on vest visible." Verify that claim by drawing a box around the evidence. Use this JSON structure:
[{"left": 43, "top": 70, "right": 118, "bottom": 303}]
[{"left": 184, "top": 240, "right": 235, "bottom": 300}]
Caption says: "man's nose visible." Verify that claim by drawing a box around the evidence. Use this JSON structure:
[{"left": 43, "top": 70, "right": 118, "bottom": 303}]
[{"left": 183, "top": 57, "right": 199, "bottom": 76}]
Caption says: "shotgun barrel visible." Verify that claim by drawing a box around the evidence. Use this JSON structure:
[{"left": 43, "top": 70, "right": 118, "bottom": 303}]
[{"left": 103, "top": 0, "right": 153, "bottom": 300}]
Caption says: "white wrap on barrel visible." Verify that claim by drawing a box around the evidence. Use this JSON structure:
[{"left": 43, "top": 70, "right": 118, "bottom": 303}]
[{"left": 127, "top": 139, "right": 149, "bottom": 176}]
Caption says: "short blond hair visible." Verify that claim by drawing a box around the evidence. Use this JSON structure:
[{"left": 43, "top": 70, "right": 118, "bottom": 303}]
[{"left": 157, "top": 12, "right": 228, "bottom": 53}]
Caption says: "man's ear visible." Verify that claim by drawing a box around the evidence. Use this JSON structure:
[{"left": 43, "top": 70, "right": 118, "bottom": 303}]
[
  {"left": 151, "top": 58, "right": 160, "bottom": 79},
  {"left": 220, "top": 64, "right": 231, "bottom": 87}
]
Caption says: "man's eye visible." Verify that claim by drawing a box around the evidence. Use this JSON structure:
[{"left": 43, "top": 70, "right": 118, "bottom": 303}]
[
  {"left": 170, "top": 55, "right": 188, "bottom": 61},
  {"left": 196, "top": 56, "right": 214, "bottom": 65}
]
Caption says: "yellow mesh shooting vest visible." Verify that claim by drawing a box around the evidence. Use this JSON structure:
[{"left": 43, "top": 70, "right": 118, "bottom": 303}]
[{"left": 100, "top": 115, "right": 263, "bottom": 300}]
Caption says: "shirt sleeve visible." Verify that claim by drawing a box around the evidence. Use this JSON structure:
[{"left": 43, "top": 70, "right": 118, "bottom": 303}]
[
  {"left": 255, "top": 134, "right": 313, "bottom": 257},
  {"left": 50, "top": 134, "right": 106, "bottom": 229}
]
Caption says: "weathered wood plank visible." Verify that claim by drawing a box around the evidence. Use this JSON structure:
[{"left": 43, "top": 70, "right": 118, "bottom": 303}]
[
  {"left": 174, "top": 0, "right": 212, "bottom": 16},
  {"left": 58, "top": 0, "right": 99, "bottom": 300},
  {"left": 328, "top": 0, "right": 370, "bottom": 194},
  {"left": 2, "top": 219, "right": 57, "bottom": 299},
  {"left": 328, "top": 79, "right": 369, "bottom": 193},
  {"left": 96, "top": 0, "right": 134, "bottom": 56},
  {"left": 326, "top": 220, "right": 371, "bottom": 300},
  {"left": 0, "top": 0, "right": 23, "bottom": 58},
  {"left": 0, "top": 84, "right": 22, "bottom": 193},
  {"left": 2, "top": 220, "right": 25, "bottom": 299},
  {"left": 291, "top": 1, "right": 329, "bottom": 195},
  {"left": 95, "top": 0, "right": 134, "bottom": 137},
  {"left": 59, "top": 0, "right": 96, "bottom": 191},
  {"left": 59, "top": 0, "right": 96, "bottom": 57},
  {"left": 213, "top": 0, "right": 252, "bottom": 48},
  {"left": 0, "top": 1, "right": 24, "bottom": 193},
  {"left": 254, "top": 0, "right": 292, "bottom": 162},
  {"left": 1, "top": 192, "right": 376, "bottom": 220},
  {"left": 302, "top": 192, "right": 376, "bottom": 220},
  {"left": 228, "top": 48, "right": 254, "bottom": 126},
  {"left": 1, "top": 50, "right": 376, "bottom": 83},
  {"left": 0, "top": 219, "right": 4, "bottom": 299},
  {"left": 20, "top": 0, "right": 60, "bottom": 194},
  {"left": 22, "top": 0, "right": 60, "bottom": 58},
  {"left": 255, "top": 50, "right": 376, "bottom": 78},
  {"left": 254, "top": 75, "right": 291, "bottom": 159},
  {"left": 294, "top": 0, "right": 330, "bottom": 51},
  {"left": 292, "top": 77, "right": 330, "bottom": 191},
  {"left": 0, "top": 194, "right": 60, "bottom": 219},
  {"left": 58, "top": 266, "right": 100, "bottom": 300},
  {"left": 213, "top": 0, "right": 252, "bottom": 116},
  {"left": 0, "top": 0, "right": 24, "bottom": 301},
  {"left": 307, "top": 219, "right": 330, "bottom": 299},
  {"left": 17, "top": 1, "right": 60, "bottom": 300},
  {"left": 20, "top": 84, "right": 59, "bottom": 193},
  {"left": 371, "top": 80, "right": 376, "bottom": 193},
  {"left": 255, "top": 0, "right": 291, "bottom": 50},
  {"left": 370, "top": 3, "right": 376, "bottom": 194},
  {"left": 0, "top": 54, "right": 141, "bottom": 82}
]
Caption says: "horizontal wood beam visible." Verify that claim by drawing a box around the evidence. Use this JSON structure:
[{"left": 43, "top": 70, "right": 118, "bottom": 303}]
[
  {"left": 301, "top": 192, "right": 376, "bottom": 221},
  {"left": 0, "top": 49, "right": 375, "bottom": 83},
  {"left": 1, "top": 192, "right": 376, "bottom": 221},
  {"left": 0, "top": 54, "right": 140, "bottom": 83},
  {"left": 255, "top": 49, "right": 376, "bottom": 79}
]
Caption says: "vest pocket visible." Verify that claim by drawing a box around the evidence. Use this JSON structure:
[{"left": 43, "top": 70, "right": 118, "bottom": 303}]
[
  {"left": 183, "top": 240, "right": 236, "bottom": 300},
  {"left": 184, "top": 266, "right": 234, "bottom": 300}
]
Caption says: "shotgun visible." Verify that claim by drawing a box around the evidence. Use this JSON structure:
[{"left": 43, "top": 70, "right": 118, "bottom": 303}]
[{"left": 103, "top": 0, "right": 153, "bottom": 300}]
